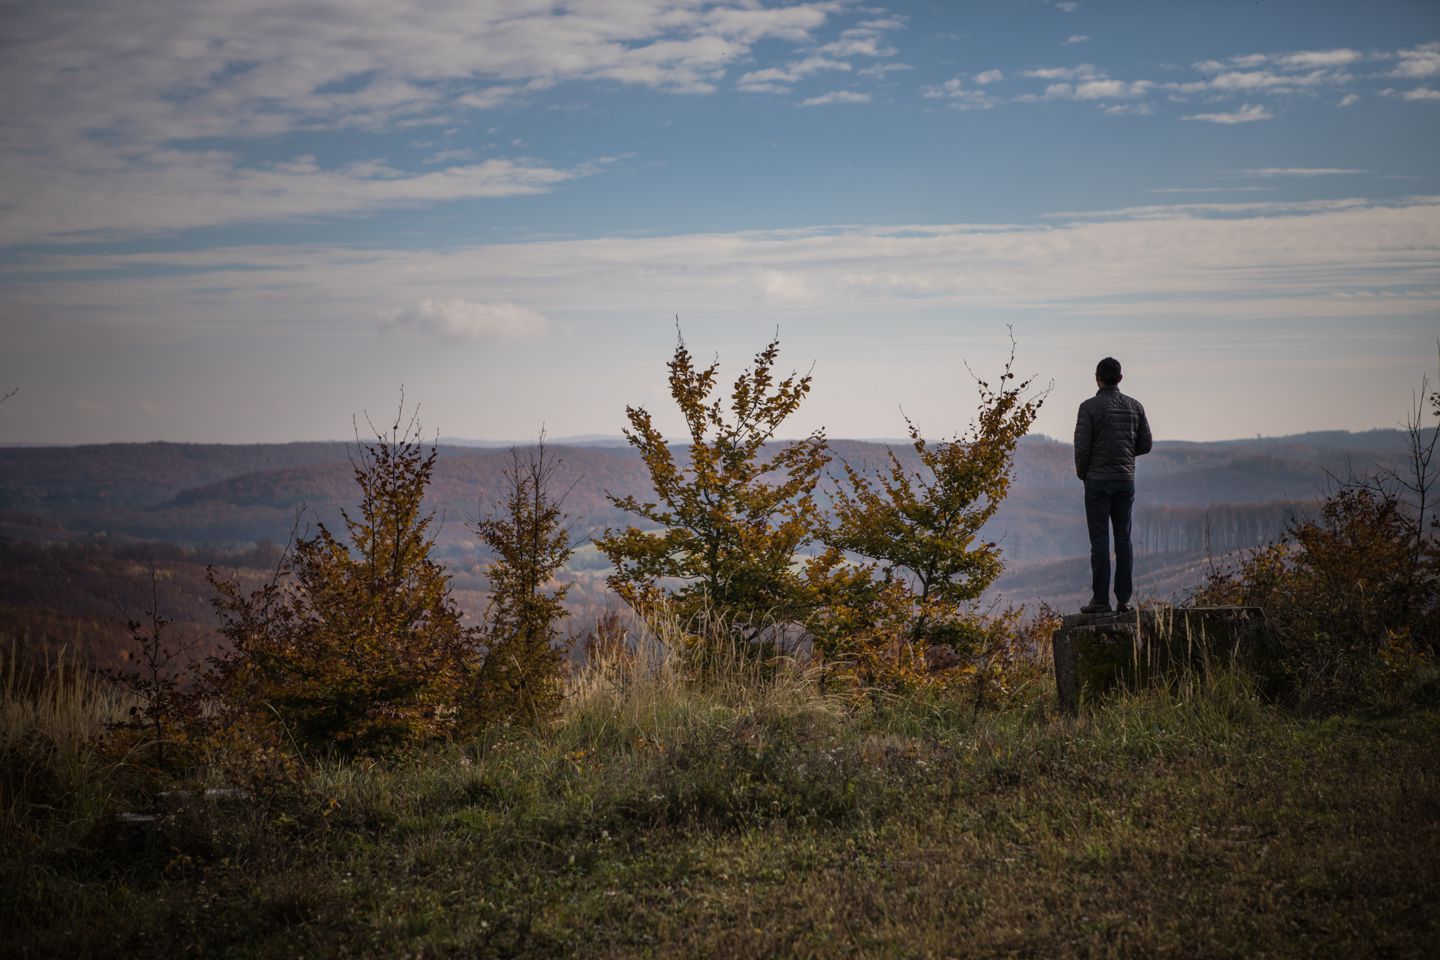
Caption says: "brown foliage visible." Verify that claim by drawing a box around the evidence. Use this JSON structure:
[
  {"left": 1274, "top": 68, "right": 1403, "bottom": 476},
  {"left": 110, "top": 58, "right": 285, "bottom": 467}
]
[
  {"left": 597, "top": 332, "right": 828, "bottom": 633},
  {"left": 1194, "top": 484, "right": 1436, "bottom": 705},
  {"left": 810, "top": 335, "right": 1048, "bottom": 689},
  {"left": 207, "top": 406, "right": 480, "bottom": 754}
]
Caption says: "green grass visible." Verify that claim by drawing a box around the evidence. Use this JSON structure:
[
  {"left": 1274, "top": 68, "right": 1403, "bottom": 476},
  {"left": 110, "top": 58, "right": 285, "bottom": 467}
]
[{"left": 3, "top": 638, "right": 1438, "bottom": 959}]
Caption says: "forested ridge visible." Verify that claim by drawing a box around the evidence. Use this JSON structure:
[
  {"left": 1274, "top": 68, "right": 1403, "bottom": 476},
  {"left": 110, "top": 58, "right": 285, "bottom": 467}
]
[{"left": 1, "top": 429, "right": 1428, "bottom": 670}]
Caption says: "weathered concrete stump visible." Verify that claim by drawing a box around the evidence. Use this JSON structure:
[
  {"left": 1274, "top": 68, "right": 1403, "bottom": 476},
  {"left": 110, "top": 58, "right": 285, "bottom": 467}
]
[{"left": 1052, "top": 605, "right": 1269, "bottom": 714}]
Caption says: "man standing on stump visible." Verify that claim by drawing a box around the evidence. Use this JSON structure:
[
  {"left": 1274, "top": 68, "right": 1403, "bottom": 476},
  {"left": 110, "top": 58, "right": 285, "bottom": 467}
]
[{"left": 1074, "top": 357, "right": 1152, "bottom": 614}]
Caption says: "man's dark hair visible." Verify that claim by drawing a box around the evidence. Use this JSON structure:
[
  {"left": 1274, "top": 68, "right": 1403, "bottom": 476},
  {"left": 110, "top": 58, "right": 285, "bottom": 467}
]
[{"left": 1096, "top": 357, "right": 1122, "bottom": 387}]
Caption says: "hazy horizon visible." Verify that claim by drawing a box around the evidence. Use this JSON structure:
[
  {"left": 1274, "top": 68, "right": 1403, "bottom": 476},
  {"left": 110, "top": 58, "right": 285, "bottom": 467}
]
[{"left": 1, "top": 424, "right": 1433, "bottom": 450}]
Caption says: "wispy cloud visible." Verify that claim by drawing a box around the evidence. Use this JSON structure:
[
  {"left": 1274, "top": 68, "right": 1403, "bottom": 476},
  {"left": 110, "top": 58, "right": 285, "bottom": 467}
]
[
  {"left": 17, "top": 198, "right": 1439, "bottom": 334},
  {"left": 1182, "top": 103, "right": 1273, "bottom": 124},
  {"left": 1015, "top": 64, "right": 1153, "bottom": 105},
  {"left": 1043, "top": 78, "right": 1152, "bottom": 100},
  {"left": 1102, "top": 103, "right": 1153, "bottom": 116},
  {"left": 1024, "top": 64, "right": 1101, "bottom": 81},
  {"left": 1193, "top": 48, "right": 1361, "bottom": 74},
  {"left": 975, "top": 69, "right": 1005, "bottom": 85},
  {"left": 1391, "top": 42, "right": 1440, "bottom": 79},
  {"left": 858, "top": 63, "right": 913, "bottom": 79},
  {"left": 456, "top": 87, "right": 521, "bottom": 111},
  {"left": 1063, "top": 35, "right": 1089, "bottom": 45},
  {"left": 922, "top": 78, "right": 996, "bottom": 110},
  {"left": 738, "top": 56, "right": 852, "bottom": 93},
  {"left": 800, "top": 90, "right": 871, "bottom": 106},
  {"left": 1237, "top": 167, "right": 1367, "bottom": 177},
  {"left": 1003, "top": 43, "right": 1437, "bottom": 122},
  {"left": 1042, "top": 197, "right": 1376, "bottom": 220},
  {"left": 1147, "top": 186, "right": 1273, "bottom": 194},
  {"left": 0, "top": 0, "right": 858, "bottom": 243},
  {"left": 0, "top": 155, "right": 610, "bottom": 245},
  {"left": 384, "top": 299, "right": 548, "bottom": 339}
]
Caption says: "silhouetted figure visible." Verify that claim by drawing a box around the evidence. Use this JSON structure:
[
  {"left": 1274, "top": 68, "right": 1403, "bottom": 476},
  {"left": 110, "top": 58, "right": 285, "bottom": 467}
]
[{"left": 1074, "top": 357, "right": 1152, "bottom": 614}]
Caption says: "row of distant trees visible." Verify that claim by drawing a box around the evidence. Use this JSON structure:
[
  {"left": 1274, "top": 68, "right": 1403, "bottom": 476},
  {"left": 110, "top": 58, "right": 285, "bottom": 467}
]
[{"left": 112, "top": 332, "right": 1048, "bottom": 757}]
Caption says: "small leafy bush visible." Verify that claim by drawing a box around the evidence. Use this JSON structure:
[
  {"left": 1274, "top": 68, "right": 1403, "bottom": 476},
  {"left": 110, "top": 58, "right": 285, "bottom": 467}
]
[{"left": 1195, "top": 484, "right": 1436, "bottom": 706}]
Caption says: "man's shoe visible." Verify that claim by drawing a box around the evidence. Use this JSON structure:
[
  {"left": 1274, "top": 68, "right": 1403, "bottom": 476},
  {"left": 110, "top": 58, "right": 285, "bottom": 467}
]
[
  {"left": 1115, "top": 603, "right": 1133, "bottom": 614},
  {"left": 1080, "top": 601, "right": 1112, "bottom": 614}
]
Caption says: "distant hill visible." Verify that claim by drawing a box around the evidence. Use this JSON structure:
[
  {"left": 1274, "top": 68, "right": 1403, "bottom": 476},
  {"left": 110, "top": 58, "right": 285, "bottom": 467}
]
[
  {"left": 438, "top": 434, "right": 633, "bottom": 448},
  {"left": 0, "top": 429, "right": 1428, "bottom": 667}
]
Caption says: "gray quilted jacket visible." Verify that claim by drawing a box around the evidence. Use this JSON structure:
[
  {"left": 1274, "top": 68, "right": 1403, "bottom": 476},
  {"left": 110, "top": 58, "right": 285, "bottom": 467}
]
[{"left": 1074, "top": 387, "right": 1152, "bottom": 481}]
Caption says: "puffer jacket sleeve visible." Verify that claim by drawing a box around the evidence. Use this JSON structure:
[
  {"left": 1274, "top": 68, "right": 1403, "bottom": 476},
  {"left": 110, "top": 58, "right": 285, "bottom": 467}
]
[
  {"left": 1134, "top": 400, "right": 1153, "bottom": 457},
  {"left": 1074, "top": 401, "right": 1093, "bottom": 480}
]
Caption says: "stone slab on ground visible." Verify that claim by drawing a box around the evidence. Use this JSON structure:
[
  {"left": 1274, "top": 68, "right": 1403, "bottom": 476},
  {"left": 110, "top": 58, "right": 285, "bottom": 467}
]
[{"left": 1052, "top": 605, "right": 1270, "bottom": 714}]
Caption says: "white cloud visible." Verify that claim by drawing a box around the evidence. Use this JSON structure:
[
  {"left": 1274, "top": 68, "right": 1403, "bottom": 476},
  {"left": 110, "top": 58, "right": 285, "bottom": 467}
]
[
  {"left": 0, "top": 155, "right": 601, "bottom": 244},
  {"left": 1197, "top": 49, "right": 1360, "bottom": 72},
  {"left": 817, "top": 37, "right": 897, "bottom": 58},
  {"left": 0, "top": 0, "right": 857, "bottom": 242},
  {"left": 16, "top": 199, "right": 1439, "bottom": 338},
  {"left": 858, "top": 63, "right": 912, "bottom": 79},
  {"left": 1063, "top": 35, "right": 1089, "bottom": 45},
  {"left": 1402, "top": 87, "right": 1440, "bottom": 101},
  {"left": 457, "top": 87, "right": 520, "bottom": 110},
  {"left": 1232, "top": 166, "right": 1365, "bottom": 176},
  {"left": 1042, "top": 78, "right": 1152, "bottom": 100},
  {"left": 1174, "top": 48, "right": 1362, "bottom": 100},
  {"left": 1182, "top": 103, "right": 1273, "bottom": 124},
  {"left": 800, "top": 90, "right": 871, "bottom": 106},
  {"left": 1103, "top": 103, "right": 1153, "bottom": 116},
  {"left": 1337, "top": 93, "right": 1360, "bottom": 108},
  {"left": 1275, "top": 49, "right": 1361, "bottom": 69},
  {"left": 385, "top": 299, "right": 549, "bottom": 340},
  {"left": 758, "top": 270, "right": 816, "bottom": 304},
  {"left": 922, "top": 78, "right": 996, "bottom": 110},
  {"left": 1147, "top": 186, "right": 1272, "bottom": 194},
  {"left": 975, "top": 69, "right": 1004, "bottom": 85},
  {"left": 738, "top": 56, "right": 852, "bottom": 93},
  {"left": 1024, "top": 64, "right": 1101, "bottom": 80},
  {"left": 1041, "top": 197, "right": 1374, "bottom": 220},
  {"left": 1193, "top": 68, "right": 1345, "bottom": 94},
  {"left": 1392, "top": 43, "right": 1440, "bottom": 79},
  {"left": 1055, "top": 2, "right": 1080, "bottom": 12},
  {"left": 423, "top": 148, "right": 479, "bottom": 165},
  {"left": 1238, "top": 167, "right": 1366, "bottom": 177}
]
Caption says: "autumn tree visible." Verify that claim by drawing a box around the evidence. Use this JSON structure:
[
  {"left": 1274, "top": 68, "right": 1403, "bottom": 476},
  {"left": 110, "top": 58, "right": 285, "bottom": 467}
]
[
  {"left": 470, "top": 437, "right": 574, "bottom": 724},
  {"left": 814, "top": 337, "right": 1047, "bottom": 677},
  {"left": 597, "top": 332, "right": 829, "bottom": 632},
  {"left": 208, "top": 404, "right": 478, "bottom": 754}
]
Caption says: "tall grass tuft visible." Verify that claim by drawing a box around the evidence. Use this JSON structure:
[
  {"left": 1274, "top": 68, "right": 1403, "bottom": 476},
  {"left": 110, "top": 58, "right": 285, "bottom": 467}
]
[
  {"left": 1, "top": 641, "right": 130, "bottom": 834},
  {"left": 561, "top": 604, "right": 845, "bottom": 756}
]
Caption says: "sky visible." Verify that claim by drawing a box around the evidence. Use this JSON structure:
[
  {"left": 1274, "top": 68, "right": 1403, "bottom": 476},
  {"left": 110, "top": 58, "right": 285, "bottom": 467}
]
[{"left": 1, "top": 0, "right": 1438, "bottom": 446}]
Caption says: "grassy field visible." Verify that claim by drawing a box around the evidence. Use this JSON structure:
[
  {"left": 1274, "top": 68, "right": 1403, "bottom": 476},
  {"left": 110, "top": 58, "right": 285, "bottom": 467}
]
[{"left": 4, "top": 638, "right": 1439, "bottom": 959}]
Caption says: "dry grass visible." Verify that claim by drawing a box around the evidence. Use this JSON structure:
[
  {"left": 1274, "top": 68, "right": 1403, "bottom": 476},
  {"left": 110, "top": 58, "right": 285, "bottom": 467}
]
[
  {"left": 2, "top": 620, "right": 1438, "bottom": 959},
  {"left": 1, "top": 643, "right": 133, "bottom": 836}
]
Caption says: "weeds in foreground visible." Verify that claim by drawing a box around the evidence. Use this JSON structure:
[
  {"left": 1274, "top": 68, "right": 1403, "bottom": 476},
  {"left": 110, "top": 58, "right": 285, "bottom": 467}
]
[
  {"left": 4, "top": 611, "right": 1438, "bottom": 959},
  {"left": 1, "top": 645, "right": 130, "bottom": 835}
]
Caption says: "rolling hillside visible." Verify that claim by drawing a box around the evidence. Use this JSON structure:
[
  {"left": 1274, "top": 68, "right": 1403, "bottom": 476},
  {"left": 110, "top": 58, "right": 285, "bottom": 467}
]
[{"left": 1, "top": 429, "right": 1428, "bottom": 667}]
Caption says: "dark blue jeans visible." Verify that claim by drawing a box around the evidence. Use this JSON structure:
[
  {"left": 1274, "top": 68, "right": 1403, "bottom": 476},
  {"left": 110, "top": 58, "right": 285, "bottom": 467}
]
[{"left": 1084, "top": 477, "right": 1135, "bottom": 606}]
